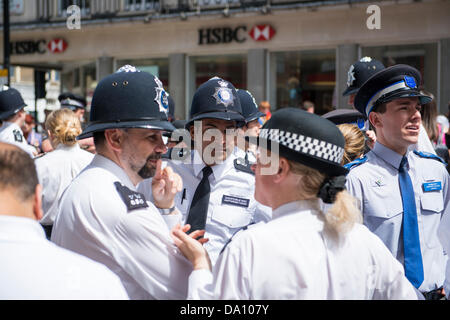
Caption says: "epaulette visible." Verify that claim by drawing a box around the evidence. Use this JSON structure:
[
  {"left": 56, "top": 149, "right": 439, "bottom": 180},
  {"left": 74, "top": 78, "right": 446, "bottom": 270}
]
[
  {"left": 234, "top": 156, "right": 254, "bottom": 175},
  {"left": 114, "top": 182, "right": 148, "bottom": 212},
  {"left": 413, "top": 150, "right": 446, "bottom": 164},
  {"left": 344, "top": 155, "right": 368, "bottom": 170}
]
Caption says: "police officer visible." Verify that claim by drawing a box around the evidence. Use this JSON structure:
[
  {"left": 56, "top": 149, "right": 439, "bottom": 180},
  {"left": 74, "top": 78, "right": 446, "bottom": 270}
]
[
  {"left": 171, "top": 108, "right": 418, "bottom": 299},
  {"left": 59, "top": 92, "right": 87, "bottom": 123},
  {"left": 346, "top": 64, "right": 449, "bottom": 300},
  {"left": 58, "top": 92, "right": 96, "bottom": 153},
  {"left": 51, "top": 65, "right": 196, "bottom": 299},
  {"left": 235, "top": 89, "right": 265, "bottom": 164},
  {"left": 139, "top": 77, "right": 271, "bottom": 265},
  {"left": 35, "top": 108, "right": 94, "bottom": 239},
  {"left": 0, "top": 87, "right": 37, "bottom": 157},
  {"left": 0, "top": 142, "right": 128, "bottom": 299}
]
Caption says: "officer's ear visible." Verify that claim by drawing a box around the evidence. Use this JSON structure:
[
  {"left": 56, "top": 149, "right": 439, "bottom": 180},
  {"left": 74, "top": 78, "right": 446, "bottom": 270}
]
[
  {"left": 273, "top": 157, "right": 290, "bottom": 183},
  {"left": 368, "top": 112, "right": 382, "bottom": 130},
  {"left": 104, "top": 129, "right": 125, "bottom": 151},
  {"left": 32, "top": 184, "right": 44, "bottom": 221}
]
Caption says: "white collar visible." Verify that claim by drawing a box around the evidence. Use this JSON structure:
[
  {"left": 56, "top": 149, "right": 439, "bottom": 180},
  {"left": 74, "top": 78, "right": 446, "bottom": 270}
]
[
  {"left": 0, "top": 216, "right": 46, "bottom": 242},
  {"left": 272, "top": 199, "right": 320, "bottom": 220},
  {"left": 90, "top": 154, "right": 136, "bottom": 190},
  {"left": 192, "top": 149, "right": 236, "bottom": 181}
]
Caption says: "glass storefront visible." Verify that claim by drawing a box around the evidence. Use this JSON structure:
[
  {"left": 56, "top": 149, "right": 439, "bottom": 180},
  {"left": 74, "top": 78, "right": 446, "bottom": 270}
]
[
  {"left": 116, "top": 58, "right": 169, "bottom": 88},
  {"left": 271, "top": 49, "right": 335, "bottom": 115},
  {"left": 361, "top": 43, "right": 438, "bottom": 106},
  {"left": 192, "top": 54, "right": 247, "bottom": 89}
]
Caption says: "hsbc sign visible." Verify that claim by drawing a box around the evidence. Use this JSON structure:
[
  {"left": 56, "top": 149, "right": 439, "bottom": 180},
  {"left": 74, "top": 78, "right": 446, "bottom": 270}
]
[
  {"left": 198, "top": 24, "right": 275, "bottom": 45},
  {"left": 10, "top": 38, "right": 68, "bottom": 55}
]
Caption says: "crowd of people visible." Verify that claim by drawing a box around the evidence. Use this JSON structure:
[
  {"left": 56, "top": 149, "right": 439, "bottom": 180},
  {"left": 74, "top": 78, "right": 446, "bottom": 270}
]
[{"left": 0, "top": 58, "right": 449, "bottom": 300}]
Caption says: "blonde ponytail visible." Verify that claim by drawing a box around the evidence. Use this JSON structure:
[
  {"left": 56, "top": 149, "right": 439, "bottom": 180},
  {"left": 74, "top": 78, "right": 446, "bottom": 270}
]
[
  {"left": 289, "top": 160, "right": 362, "bottom": 236},
  {"left": 45, "top": 108, "right": 82, "bottom": 147}
]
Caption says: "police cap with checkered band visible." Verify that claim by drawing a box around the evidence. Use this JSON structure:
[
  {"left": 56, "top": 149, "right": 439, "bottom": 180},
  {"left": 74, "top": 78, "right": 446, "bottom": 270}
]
[
  {"left": 58, "top": 92, "right": 87, "bottom": 111},
  {"left": 77, "top": 65, "right": 175, "bottom": 140},
  {"left": 248, "top": 107, "right": 348, "bottom": 176},
  {"left": 0, "top": 87, "right": 27, "bottom": 121},
  {"left": 354, "top": 64, "right": 432, "bottom": 118},
  {"left": 185, "top": 77, "right": 245, "bottom": 129}
]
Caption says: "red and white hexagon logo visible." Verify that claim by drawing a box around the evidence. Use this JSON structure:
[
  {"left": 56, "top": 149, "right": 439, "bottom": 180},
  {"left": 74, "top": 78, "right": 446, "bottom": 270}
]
[
  {"left": 249, "top": 25, "right": 275, "bottom": 41},
  {"left": 47, "top": 38, "right": 68, "bottom": 54}
]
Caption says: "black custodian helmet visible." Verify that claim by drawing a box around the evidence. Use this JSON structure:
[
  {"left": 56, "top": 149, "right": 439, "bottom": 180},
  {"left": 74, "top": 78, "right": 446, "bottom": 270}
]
[
  {"left": 185, "top": 77, "right": 245, "bottom": 129},
  {"left": 0, "top": 87, "right": 27, "bottom": 121},
  {"left": 77, "top": 65, "right": 175, "bottom": 140}
]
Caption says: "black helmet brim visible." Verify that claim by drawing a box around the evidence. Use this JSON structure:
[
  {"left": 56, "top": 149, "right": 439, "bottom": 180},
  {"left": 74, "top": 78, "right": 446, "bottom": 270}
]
[
  {"left": 0, "top": 104, "right": 26, "bottom": 121},
  {"left": 185, "top": 111, "right": 246, "bottom": 129},
  {"left": 77, "top": 119, "right": 176, "bottom": 140}
]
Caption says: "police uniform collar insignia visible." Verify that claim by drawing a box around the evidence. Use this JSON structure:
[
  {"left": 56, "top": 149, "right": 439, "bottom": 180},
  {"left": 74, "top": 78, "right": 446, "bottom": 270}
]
[
  {"left": 404, "top": 76, "right": 417, "bottom": 89},
  {"left": 116, "top": 65, "right": 141, "bottom": 73},
  {"left": 154, "top": 77, "right": 169, "bottom": 115},
  {"left": 347, "top": 64, "right": 356, "bottom": 87}
]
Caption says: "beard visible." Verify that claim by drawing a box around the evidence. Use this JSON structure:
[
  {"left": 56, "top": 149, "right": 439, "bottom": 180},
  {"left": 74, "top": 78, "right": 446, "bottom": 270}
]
[{"left": 137, "top": 153, "right": 162, "bottom": 179}]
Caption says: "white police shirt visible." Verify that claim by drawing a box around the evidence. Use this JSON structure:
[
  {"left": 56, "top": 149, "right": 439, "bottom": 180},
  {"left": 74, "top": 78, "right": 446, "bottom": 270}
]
[
  {"left": 138, "top": 148, "right": 272, "bottom": 265},
  {"left": 51, "top": 154, "right": 193, "bottom": 300},
  {"left": 346, "top": 142, "right": 449, "bottom": 293},
  {"left": 0, "top": 215, "right": 128, "bottom": 299},
  {"left": 35, "top": 143, "right": 94, "bottom": 226},
  {"left": 186, "top": 200, "right": 417, "bottom": 299},
  {"left": 0, "top": 121, "right": 36, "bottom": 157}
]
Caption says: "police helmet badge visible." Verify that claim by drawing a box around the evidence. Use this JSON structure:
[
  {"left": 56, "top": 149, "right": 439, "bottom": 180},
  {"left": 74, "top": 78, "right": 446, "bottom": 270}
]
[
  {"left": 347, "top": 64, "right": 356, "bottom": 87},
  {"left": 154, "top": 76, "right": 169, "bottom": 115},
  {"left": 404, "top": 76, "right": 417, "bottom": 89},
  {"left": 213, "top": 79, "right": 235, "bottom": 108}
]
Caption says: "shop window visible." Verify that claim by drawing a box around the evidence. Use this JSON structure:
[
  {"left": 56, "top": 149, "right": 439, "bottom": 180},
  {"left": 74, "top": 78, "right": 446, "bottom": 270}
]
[
  {"left": 272, "top": 49, "right": 335, "bottom": 115},
  {"left": 58, "top": 0, "right": 91, "bottom": 16},
  {"left": 116, "top": 58, "right": 169, "bottom": 88},
  {"left": 193, "top": 54, "right": 246, "bottom": 89},
  {"left": 361, "top": 43, "right": 438, "bottom": 101}
]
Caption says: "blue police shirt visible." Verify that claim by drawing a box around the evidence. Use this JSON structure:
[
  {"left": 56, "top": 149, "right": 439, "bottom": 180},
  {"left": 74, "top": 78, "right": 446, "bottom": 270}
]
[{"left": 346, "top": 142, "right": 449, "bottom": 293}]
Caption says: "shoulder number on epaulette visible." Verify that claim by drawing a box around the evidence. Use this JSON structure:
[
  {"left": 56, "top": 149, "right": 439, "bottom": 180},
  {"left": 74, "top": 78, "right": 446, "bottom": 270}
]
[
  {"left": 234, "top": 157, "right": 254, "bottom": 175},
  {"left": 413, "top": 150, "right": 446, "bottom": 164},
  {"left": 114, "top": 182, "right": 149, "bottom": 211},
  {"left": 344, "top": 155, "right": 368, "bottom": 170}
]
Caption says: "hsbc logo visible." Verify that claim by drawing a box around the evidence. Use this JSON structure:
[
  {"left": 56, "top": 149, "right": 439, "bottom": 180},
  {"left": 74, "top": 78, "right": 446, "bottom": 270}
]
[
  {"left": 198, "top": 24, "right": 275, "bottom": 45},
  {"left": 10, "top": 38, "right": 68, "bottom": 55},
  {"left": 48, "top": 39, "right": 68, "bottom": 54},
  {"left": 249, "top": 25, "right": 276, "bottom": 41}
]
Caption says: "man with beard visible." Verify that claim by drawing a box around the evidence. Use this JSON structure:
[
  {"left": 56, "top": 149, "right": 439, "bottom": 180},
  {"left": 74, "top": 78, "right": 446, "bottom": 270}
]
[
  {"left": 51, "top": 66, "right": 202, "bottom": 300},
  {"left": 138, "top": 77, "right": 271, "bottom": 265}
]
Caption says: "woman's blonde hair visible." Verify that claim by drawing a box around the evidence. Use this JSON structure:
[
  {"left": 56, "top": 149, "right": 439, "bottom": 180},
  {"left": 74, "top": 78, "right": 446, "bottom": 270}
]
[
  {"left": 337, "top": 124, "right": 366, "bottom": 165},
  {"left": 45, "top": 108, "right": 82, "bottom": 147},
  {"left": 289, "top": 160, "right": 362, "bottom": 236}
]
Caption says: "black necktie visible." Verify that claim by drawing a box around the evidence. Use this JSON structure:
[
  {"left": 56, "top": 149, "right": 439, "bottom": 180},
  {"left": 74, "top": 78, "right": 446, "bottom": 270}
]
[{"left": 186, "top": 166, "right": 213, "bottom": 233}]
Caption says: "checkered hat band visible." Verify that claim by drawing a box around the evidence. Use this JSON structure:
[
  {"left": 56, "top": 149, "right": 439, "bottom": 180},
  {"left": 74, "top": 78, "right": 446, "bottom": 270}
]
[{"left": 259, "top": 129, "right": 344, "bottom": 164}]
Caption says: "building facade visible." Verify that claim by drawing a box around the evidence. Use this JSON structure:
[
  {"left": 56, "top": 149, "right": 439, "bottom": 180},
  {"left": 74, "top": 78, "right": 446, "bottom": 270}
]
[{"left": 1, "top": 0, "right": 449, "bottom": 121}]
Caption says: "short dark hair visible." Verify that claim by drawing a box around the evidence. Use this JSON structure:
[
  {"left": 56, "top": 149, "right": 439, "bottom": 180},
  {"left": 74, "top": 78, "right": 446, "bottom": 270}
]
[
  {"left": 371, "top": 102, "right": 387, "bottom": 114},
  {"left": 0, "top": 143, "right": 38, "bottom": 201},
  {"left": 93, "top": 131, "right": 106, "bottom": 147}
]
